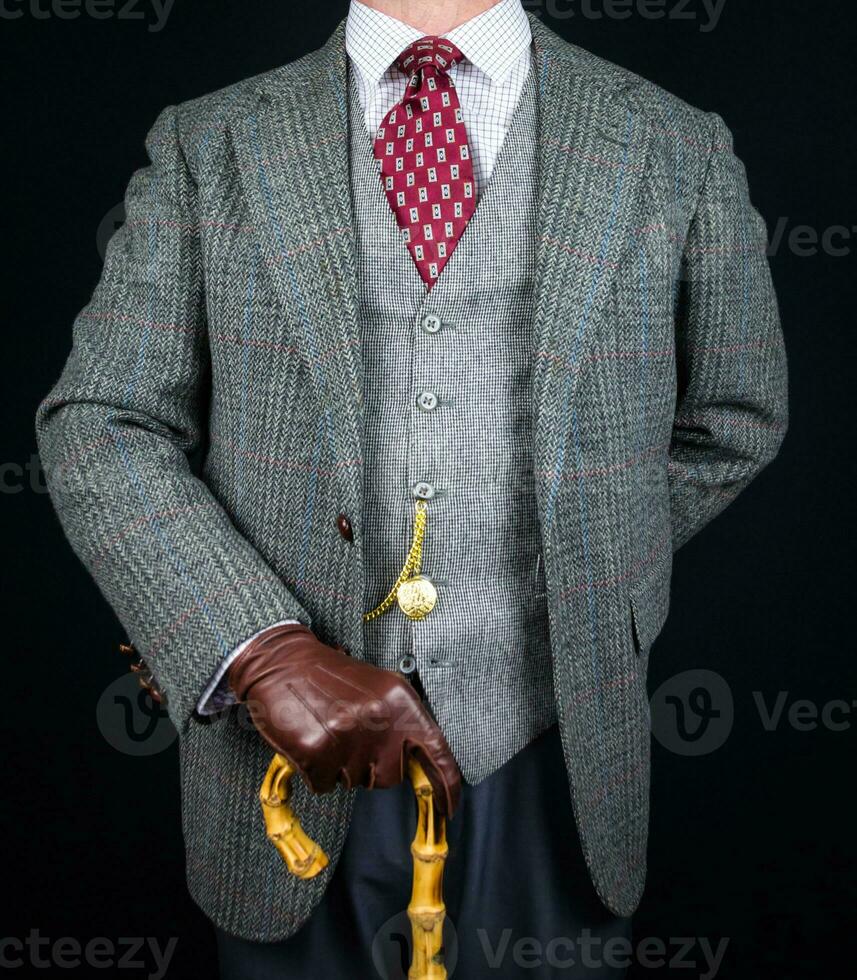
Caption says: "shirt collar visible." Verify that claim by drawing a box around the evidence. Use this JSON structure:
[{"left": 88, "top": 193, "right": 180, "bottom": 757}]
[
  {"left": 345, "top": 0, "right": 532, "bottom": 87},
  {"left": 446, "top": 0, "right": 532, "bottom": 84},
  {"left": 345, "top": 3, "right": 424, "bottom": 87}
]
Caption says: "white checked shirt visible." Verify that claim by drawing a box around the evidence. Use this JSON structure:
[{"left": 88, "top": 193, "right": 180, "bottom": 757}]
[
  {"left": 346, "top": 0, "right": 533, "bottom": 192},
  {"left": 197, "top": 0, "right": 533, "bottom": 715}
]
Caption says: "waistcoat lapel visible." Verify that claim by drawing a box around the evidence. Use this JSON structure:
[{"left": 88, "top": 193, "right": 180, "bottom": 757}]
[
  {"left": 529, "top": 16, "right": 653, "bottom": 527},
  {"left": 229, "top": 22, "right": 363, "bottom": 478}
]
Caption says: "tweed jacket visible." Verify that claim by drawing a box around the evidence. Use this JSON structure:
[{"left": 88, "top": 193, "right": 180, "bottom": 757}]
[{"left": 36, "top": 16, "right": 788, "bottom": 940}]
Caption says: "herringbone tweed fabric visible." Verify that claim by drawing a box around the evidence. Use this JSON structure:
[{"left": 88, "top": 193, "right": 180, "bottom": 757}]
[
  {"left": 354, "top": 65, "right": 558, "bottom": 782},
  {"left": 36, "top": 16, "right": 787, "bottom": 940}
]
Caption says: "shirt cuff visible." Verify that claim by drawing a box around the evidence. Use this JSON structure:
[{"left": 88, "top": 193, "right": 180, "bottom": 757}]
[{"left": 195, "top": 620, "right": 301, "bottom": 716}]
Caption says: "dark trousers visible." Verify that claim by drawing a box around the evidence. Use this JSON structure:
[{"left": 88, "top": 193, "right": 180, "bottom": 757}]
[{"left": 217, "top": 725, "right": 630, "bottom": 979}]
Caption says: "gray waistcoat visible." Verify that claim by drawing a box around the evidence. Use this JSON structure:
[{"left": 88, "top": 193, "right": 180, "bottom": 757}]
[{"left": 350, "top": 66, "right": 555, "bottom": 783}]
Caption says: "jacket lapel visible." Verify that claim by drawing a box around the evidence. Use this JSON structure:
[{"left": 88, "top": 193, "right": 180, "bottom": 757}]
[
  {"left": 229, "top": 23, "right": 363, "bottom": 475},
  {"left": 530, "top": 17, "right": 653, "bottom": 527}
]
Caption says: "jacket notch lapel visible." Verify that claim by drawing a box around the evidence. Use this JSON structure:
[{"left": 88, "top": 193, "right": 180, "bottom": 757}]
[
  {"left": 530, "top": 24, "right": 653, "bottom": 526},
  {"left": 229, "top": 24, "right": 363, "bottom": 474}
]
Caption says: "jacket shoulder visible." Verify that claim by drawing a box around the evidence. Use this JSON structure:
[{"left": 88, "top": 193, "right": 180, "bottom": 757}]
[{"left": 167, "top": 36, "right": 334, "bottom": 165}]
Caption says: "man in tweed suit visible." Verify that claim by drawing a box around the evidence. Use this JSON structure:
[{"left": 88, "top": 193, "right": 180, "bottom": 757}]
[{"left": 36, "top": 0, "right": 788, "bottom": 975}]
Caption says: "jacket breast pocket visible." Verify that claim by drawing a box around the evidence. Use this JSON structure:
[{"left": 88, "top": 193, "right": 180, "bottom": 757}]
[{"left": 628, "top": 550, "right": 672, "bottom": 658}]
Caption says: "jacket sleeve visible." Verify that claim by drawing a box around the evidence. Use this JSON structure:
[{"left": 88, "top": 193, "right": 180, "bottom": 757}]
[
  {"left": 35, "top": 106, "right": 310, "bottom": 731},
  {"left": 668, "top": 112, "right": 788, "bottom": 551}
]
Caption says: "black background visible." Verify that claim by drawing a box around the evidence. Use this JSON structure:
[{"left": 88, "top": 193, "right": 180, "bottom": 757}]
[{"left": 2, "top": 1, "right": 855, "bottom": 978}]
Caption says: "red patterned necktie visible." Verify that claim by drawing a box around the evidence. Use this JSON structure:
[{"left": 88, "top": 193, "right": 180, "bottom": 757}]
[{"left": 373, "top": 37, "right": 477, "bottom": 287}]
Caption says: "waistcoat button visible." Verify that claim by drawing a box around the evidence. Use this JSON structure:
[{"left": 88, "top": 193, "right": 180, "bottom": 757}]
[
  {"left": 412, "top": 482, "right": 436, "bottom": 500},
  {"left": 398, "top": 654, "right": 417, "bottom": 675},
  {"left": 420, "top": 313, "right": 442, "bottom": 334},
  {"left": 416, "top": 391, "right": 439, "bottom": 412},
  {"left": 336, "top": 513, "right": 354, "bottom": 542}
]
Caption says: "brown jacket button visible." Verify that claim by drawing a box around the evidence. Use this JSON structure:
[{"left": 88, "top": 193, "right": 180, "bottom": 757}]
[{"left": 336, "top": 513, "right": 354, "bottom": 542}]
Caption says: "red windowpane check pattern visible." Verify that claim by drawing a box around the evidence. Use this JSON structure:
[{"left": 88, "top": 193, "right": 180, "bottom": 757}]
[{"left": 373, "top": 37, "right": 477, "bottom": 287}]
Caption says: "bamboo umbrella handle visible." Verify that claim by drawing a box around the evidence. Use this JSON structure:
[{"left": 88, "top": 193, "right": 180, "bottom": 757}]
[
  {"left": 260, "top": 755, "right": 449, "bottom": 979},
  {"left": 407, "top": 758, "right": 449, "bottom": 980},
  {"left": 259, "top": 754, "right": 329, "bottom": 879}
]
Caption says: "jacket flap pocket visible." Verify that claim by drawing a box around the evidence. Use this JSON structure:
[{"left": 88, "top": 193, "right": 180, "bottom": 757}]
[{"left": 629, "top": 550, "right": 672, "bottom": 653}]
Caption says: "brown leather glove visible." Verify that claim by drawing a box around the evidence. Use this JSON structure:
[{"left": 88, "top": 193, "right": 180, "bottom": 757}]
[{"left": 228, "top": 623, "right": 462, "bottom": 817}]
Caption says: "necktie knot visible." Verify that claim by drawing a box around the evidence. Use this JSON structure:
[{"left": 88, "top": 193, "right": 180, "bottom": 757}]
[{"left": 396, "top": 37, "right": 464, "bottom": 80}]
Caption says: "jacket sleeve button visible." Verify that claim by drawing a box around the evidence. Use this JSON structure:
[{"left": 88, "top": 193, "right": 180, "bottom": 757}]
[{"left": 336, "top": 513, "right": 354, "bottom": 542}]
